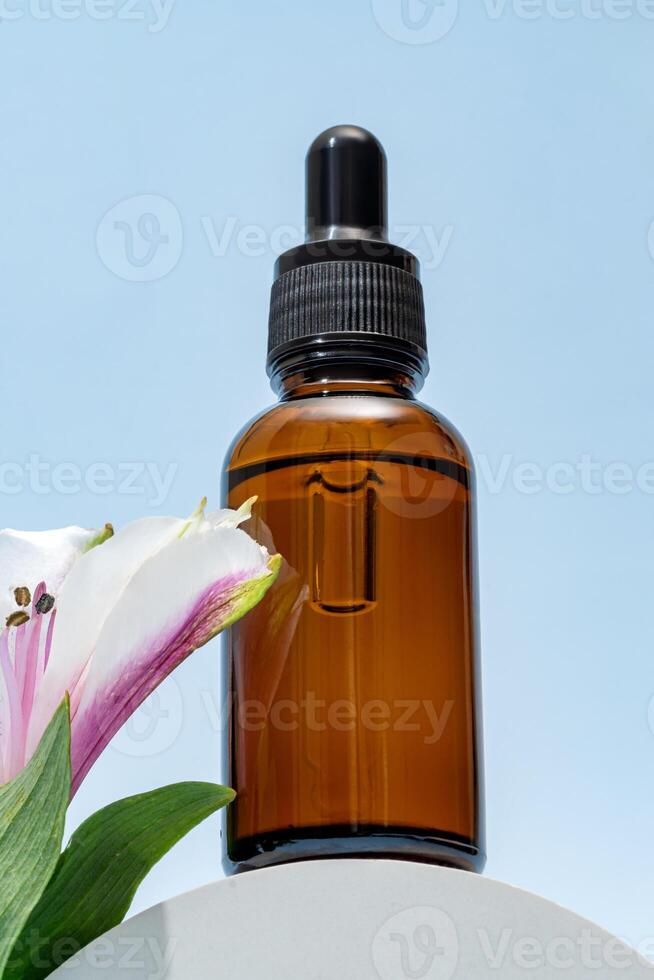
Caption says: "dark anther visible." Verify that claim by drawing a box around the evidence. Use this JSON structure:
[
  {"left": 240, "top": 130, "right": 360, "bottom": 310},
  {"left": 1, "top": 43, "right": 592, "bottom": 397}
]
[
  {"left": 35, "top": 593, "right": 55, "bottom": 615},
  {"left": 13, "top": 586, "right": 31, "bottom": 607},
  {"left": 6, "top": 611, "right": 30, "bottom": 627}
]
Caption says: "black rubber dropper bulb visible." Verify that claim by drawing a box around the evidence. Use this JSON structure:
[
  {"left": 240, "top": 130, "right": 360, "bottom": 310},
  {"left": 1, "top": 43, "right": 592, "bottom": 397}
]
[
  {"left": 306, "top": 125, "right": 388, "bottom": 242},
  {"left": 274, "top": 124, "right": 417, "bottom": 277},
  {"left": 268, "top": 124, "right": 427, "bottom": 381}
]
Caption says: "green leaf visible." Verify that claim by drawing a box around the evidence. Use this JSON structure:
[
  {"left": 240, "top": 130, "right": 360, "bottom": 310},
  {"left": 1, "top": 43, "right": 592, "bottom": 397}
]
[
  {"left": 0, "top": 700, "right": 71, "bottom": 976},
  {"left": 6, "top": 781, "right": 235, "bottom": 979}
]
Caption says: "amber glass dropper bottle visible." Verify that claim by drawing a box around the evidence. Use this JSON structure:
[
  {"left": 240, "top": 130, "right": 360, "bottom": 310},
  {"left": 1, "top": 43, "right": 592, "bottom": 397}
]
[{"left": 222, "top": 125, "right": 485, "bottom": 874}]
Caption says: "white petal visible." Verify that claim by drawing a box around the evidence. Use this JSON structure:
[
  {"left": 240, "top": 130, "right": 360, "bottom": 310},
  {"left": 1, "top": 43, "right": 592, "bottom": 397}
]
[
  {"left": 0, "top": 526, "right": 101, "bottom": 624},
  {"left": 26, "top": 504, "right": 253, "bottom": 755},
  {"left": 26, "top": 516, "right": 185, "bottom": 750},
  {"left": 201, "top": 497, "right": 256, "bottom": 531},
  {"left": 69, "top": 525, "right": 276, "bottom": 791},
  {"left": 180, "top": 498, "right": 256, "bottom": 537}
]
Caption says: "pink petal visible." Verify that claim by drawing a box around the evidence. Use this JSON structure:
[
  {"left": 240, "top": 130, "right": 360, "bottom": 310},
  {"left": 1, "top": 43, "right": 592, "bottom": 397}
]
[
  {"left": 0, "top": 629, "right": 25, "bottom": 781},
  {"left": 19, "top": 583, "right": 47, "bottom": 722}
]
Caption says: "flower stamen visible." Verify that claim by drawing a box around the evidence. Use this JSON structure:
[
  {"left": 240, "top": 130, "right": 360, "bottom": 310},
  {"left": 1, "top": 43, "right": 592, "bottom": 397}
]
[
  {"left": 6, "top": 611, "right": 30, "bottom": 627},
  {"left": 35, "top": 593, "right": 55, "bottom": 615},
  {"left": 14, "top": 586, "right": 31, "bottom": 607}
]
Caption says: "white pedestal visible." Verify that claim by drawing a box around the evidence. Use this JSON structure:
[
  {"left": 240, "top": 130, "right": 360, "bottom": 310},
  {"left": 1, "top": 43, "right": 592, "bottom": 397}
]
[{"left": 52, "top": 860, "right": 652, "bottom": 978}]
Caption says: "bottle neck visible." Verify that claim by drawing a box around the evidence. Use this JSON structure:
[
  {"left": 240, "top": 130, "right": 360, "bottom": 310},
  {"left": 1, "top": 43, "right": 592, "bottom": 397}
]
[
  {"left": 274, "top": 362, "right": 417, "bottom": 400},
  {"left": 268, "top": 337, "right": 427, "bottom": 400}
]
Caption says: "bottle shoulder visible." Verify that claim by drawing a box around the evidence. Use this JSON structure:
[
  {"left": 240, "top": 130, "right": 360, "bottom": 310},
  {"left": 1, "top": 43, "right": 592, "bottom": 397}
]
[{"left": 224, "top": 394, "right": 473, "bottom": 472}]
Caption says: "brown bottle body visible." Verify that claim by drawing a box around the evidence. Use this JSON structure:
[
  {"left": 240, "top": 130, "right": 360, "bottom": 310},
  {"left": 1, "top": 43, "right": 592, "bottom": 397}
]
[{"left": 222, "top": 367, "right": 485, "bottom": 873}]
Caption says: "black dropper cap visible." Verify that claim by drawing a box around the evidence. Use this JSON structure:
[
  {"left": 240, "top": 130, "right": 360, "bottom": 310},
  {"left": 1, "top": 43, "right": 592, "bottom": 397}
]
[{"left": 267, "top": 125, "right": 428, "bottom": 381}]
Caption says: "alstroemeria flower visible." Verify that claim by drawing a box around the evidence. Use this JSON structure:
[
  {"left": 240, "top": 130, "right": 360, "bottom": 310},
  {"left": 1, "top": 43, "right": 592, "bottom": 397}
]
[{"left": 0, "top": 501, "right": 279, "bottom": 794}]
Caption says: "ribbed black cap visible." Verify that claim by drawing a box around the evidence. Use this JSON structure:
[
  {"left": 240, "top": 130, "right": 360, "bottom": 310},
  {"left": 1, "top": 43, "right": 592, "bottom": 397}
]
[{"left": 267, "top": 125, "right": 428, "bottom": 378}]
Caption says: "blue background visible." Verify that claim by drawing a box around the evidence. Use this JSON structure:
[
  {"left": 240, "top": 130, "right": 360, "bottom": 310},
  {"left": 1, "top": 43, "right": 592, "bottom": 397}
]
[{"left": 1, "top": 0, "right": 653, "bottom": 950}]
